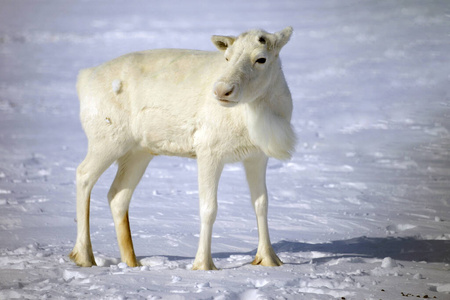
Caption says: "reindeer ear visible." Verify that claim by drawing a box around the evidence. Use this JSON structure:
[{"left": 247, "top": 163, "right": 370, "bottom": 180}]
[
  {"left": 211, "top": 35, "right": 236, "bottom": 51},
  {"left": 274, "top": 26, "right": 293, "bottom": 51}
]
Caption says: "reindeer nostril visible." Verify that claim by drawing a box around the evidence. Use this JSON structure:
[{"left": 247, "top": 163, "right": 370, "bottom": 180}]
[
  {"left": 224, "top": 86, "right": 234, "bottom": 97},
  {"left": 213, "top": 82, "right": 236, "bottom": 99}
]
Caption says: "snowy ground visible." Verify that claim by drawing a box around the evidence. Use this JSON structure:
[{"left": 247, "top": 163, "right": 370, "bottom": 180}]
[{"left": 1, "top": 0, "right": 450, "bottom": 299}]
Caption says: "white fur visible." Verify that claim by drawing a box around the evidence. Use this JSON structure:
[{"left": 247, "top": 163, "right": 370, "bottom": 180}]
[{"left": 69, "top": 27, "right": 296, "bottom": 270}]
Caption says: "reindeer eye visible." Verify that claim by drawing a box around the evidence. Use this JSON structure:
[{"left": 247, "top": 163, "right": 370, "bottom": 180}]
[
  {"left": 256, "top": 58, "right": 266, "bottom": 64},
  {"left": 225, "top": 57, "right": 229, "bottom": 61}
]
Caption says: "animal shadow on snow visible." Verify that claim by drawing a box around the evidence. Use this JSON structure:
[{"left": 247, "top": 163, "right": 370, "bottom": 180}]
[
  {"left": 137, "top": 236, "right": 450, "bottom": 269},
  {"left": 271, "top": 236, "right": 450, "bottom": 264}
]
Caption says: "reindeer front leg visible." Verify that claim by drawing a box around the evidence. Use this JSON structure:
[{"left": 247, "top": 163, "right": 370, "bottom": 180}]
[
  {"left": 244, "top": 153, "right": 283, "bottom": 267},
  {"left": 192, "top": 156, "right": 224, "bottom": 271}
]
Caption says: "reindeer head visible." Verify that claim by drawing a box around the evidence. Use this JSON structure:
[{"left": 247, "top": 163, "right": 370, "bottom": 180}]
[{"left": 211, "top": 27, "right": 293, "bottom": 107}]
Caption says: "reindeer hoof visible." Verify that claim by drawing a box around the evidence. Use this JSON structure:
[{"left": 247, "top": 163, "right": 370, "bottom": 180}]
[
  {"left": 69, "top": 245, "right": 97, "bottom": 267},
  {"left": 124, "top": 259, "right": 142, "bottom": 268},
  {"left": 252, "top": 252, "right": 283, "bottom": 267},
  {"left": 192, "top": 260, "right": 218, "bottom": 271}
]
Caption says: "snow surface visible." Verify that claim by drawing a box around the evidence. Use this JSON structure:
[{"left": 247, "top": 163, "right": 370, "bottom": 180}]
[{"left": 1, "top": 0, "right": 450, "bottom": 299}]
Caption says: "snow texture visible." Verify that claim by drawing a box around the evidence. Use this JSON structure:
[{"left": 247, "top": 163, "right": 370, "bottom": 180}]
[{"left": 1, "top": 0, "right": 450, "bottom": 299}]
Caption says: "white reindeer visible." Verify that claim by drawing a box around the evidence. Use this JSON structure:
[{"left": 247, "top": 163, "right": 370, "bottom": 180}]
[{"left": 69, "top": 27, "right": 296, "bottom": 270}]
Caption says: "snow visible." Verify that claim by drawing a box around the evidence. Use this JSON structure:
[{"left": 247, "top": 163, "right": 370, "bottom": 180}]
[
  {"left": 112, "top": 79, "right": 122, "bottom": 95},
  {"left": 1, "top": 0, "right": 450, "bottom": 299}
]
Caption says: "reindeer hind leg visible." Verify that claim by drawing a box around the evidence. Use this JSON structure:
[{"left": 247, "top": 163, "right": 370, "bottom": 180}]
[
  {"left": 108, "top": 150, "right": 153, "bottom": 267},
  {"left": 69, "top": 147, "right": 121, "bottom": 267}
]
